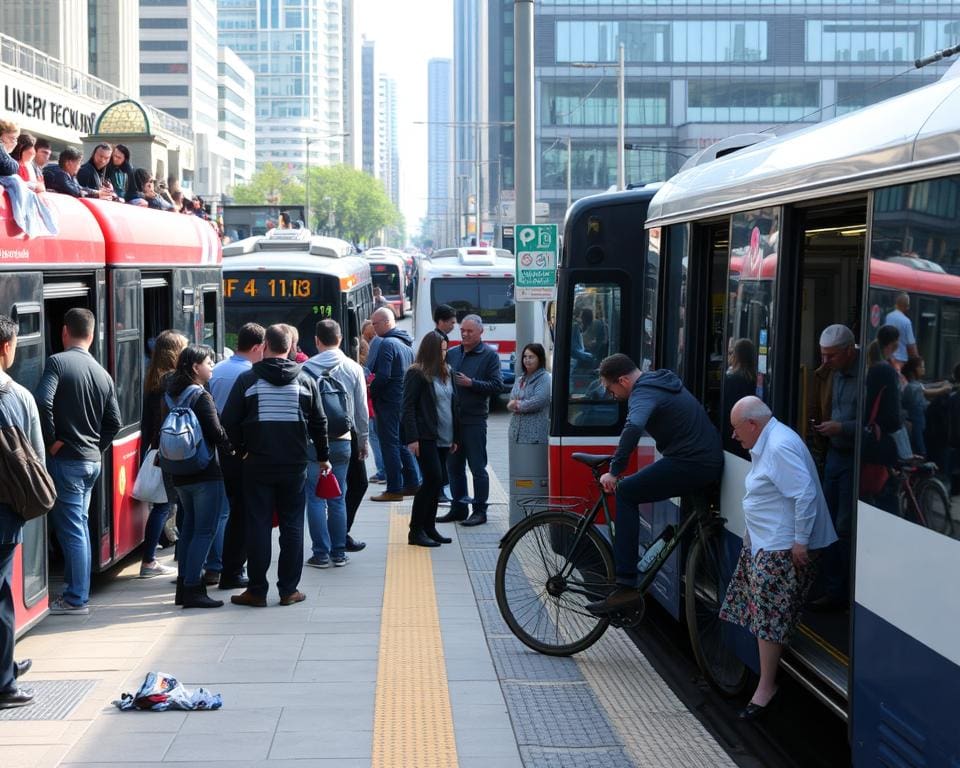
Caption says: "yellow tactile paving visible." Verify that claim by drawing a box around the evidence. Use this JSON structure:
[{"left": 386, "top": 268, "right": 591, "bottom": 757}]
[{"left": 372, "top": 511, "right": 459, "bottom": 768}]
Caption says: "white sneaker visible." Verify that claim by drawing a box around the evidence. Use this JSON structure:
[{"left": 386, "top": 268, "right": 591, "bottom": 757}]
[
  {"left": 139, "top": 561, "right": 177, "bottom": 578},
  {"left": 49, "top": 596, "right": 89, "bottom": 616}
]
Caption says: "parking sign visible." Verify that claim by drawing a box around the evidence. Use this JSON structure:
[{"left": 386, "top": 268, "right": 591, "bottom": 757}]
[{"left": 514, "top": 224, "right": 558, "bottom": 301}]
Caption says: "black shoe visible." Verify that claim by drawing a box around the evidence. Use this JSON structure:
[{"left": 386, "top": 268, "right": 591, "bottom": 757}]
[
  {"left": 174, "top": 576, "right": 184, "bottom": 606},
  {"left": 436, "top": 510, "right": 468, "bottom": 524},
  {"left": 218, "top": 574, "right": 250, "bottom": 590},
  {"left": 408, "top": 529, "right": 441, "bottom": 547},
  {"left": 202, "top": 570, "right": 221, "bottom": 586},
  {"left": 14, "top": 659, "right": 31, "bottom": 679},
  {"left": 345, "top": 535, "right": 366, "bottom": 552},
  {"left": 0, "top": 687, "right": 34, "bottom": 709},
  {"left": 459, "top": 512, "right": 487, "bottom": 527},
  {"left": 182, "top": 584, "right": 224, "bottom": 609},
  {"left": 425, "top": 528, "right": 452, "bottom": 544},
  {"left": 585, "top": 586, "right": 643, "bottom": 616},
  {"left": 738, "top": 690, "right": 779, "bottom": 721}
]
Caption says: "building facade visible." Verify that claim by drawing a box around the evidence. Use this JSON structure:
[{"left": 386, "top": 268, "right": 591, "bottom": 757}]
[
  {"left": 341, "top": 0, "right": 363, "bottom": 169},
  {"left": 218, "top": 47, "right": 256, "bottom": 187},
  {"left": 427, "top": 58, "right": 454, "bottom": 248},
  {"left": 486, "top": 1, "right": 958, "bottom": 224},
  {"left": 361, "top": 38, "right": 378, "bottom": 178},
  {"left": 378, "top": 76, "right": 399, "bottom": 210},
  {"left": 218, "top": 0, "right": 346, "bottom": 171}
]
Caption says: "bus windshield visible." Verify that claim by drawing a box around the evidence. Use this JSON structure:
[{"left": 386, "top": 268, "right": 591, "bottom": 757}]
[
  {"left": 431, "top": 277, "right": 515, "bottom": 325},
  {"left": 371, "top": 264, "right": 401, "bottom": 296},
  {"left": 223, "top": 272, "right": 339, "bottom": 356}
]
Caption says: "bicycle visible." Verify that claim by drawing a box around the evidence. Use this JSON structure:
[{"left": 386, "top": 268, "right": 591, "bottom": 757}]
[
  {"left": 494, "top": 452, "right": 749, "bottom": 696},
  {"left": 893, "top": 459, "right": 953, "bottom": 536}
]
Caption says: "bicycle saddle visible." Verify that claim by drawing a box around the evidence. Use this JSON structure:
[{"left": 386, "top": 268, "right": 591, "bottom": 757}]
[{"left": 571, "top": 453, "right": 613, "bottom": 468}]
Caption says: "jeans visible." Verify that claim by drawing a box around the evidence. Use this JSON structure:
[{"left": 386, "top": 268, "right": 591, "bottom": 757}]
[
  {"left": 447, "top": 422, "right": 489, "bottom": 516},
  {"left": 0, "top": 505, "right": 18, "bottom": 693},
  {"left": 175, "top": 480, "right": 229, "bottom": 588},
  {"left": 614, "top": 457, "right": 720, "bottom": 585},
  {"left": 412, "top": 442, "right": 450, "bottom": 531},
  {"left": 368, "top": 415, "right": 385, "bottom": 476},
  {"left": 220, "top": 454, "right": 247, "bottom": 580},
  {"left": 142, "top": 501, "right": 170, "bottom": 563},
  {"left": 203, "top": 502, "right": 229, "bottom": 574},
  {"left": 822, "top": 449, "right": 854, "bottom": 600},
  {"left": 243, "top": 468, "right": 307, "bottom": 598},
  {"left": 375, "top": 401, "right": 421, "bottom": 493},
  {"left": 306, "top": 440, "right": 352, "bottom": 560},
  {"left": 48, "top": 457, "right": 101, "bottom": 607}
]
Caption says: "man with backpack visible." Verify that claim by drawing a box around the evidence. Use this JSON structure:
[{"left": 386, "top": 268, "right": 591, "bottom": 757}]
[
  {"left": 35, "top": 308, "right": 121, "bottom": 616},
  {"left": 302, "top": 320, "right": 369, "bottom": 568},
  {"left": 0, "top": 315, "right": 44, "bottom": 708},
  {"left": 220, "top": 325, "right": 329, "bottom": 607}
]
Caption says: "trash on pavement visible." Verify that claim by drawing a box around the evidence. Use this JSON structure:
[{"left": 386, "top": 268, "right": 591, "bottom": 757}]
[{"left": 113, "top": 671, "right": 223, "bottom": 711}]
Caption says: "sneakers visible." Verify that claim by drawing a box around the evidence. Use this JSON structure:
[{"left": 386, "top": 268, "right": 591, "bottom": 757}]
[
  {"left": 369, "top": 473, "right": 386, "bottom": 484},
  {"left": 345, "top": 535, "right": 366, "bottom": 552},
  {"left": 306, "top": 556, "right": 332, "bottom": 569},
  {"left": 49, "top": 597, "right": 89, "bottom": 616},
  {"left": 139, "top": 561, "right": 176, "bottom": 578},
  {"left": 332, "top": 554, "right": 350, "bottom": 567}
]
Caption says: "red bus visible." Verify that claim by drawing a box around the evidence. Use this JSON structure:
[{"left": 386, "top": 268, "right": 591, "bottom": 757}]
[{"left": 1, "top": 191, "right": 223, "bottom": 635}]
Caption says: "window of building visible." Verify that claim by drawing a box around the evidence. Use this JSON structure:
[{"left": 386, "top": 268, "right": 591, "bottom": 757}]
[
  {"left": 141, "top": 40, "right": 187, "bottom": 50},
  {"left": 141, "top": 85, "right": 190, "bottom": 96},
  {"left": 140, "top": 62, "right": 189, "bottom": 74},
  {"left": 139, "top": 17, "right": 189, "bottom": 29},
  {"left": 542, "top": 82, "right": 668, "bottom": 127},
  {"left": 687, "top": 80, "right": 820, "bottom": 122}
]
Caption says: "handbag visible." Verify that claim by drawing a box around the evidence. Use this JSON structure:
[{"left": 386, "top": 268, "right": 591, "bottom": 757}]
[
  {"left": 132, "top": 449, "right": 168, "bottom": 504},
  {"left": 315, "top": 468, "right": 342, "bottom": 499}
]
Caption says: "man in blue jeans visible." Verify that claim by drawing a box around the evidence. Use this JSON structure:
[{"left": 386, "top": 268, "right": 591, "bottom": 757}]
[
  {"left": 35, "top": 309, "right": 121, "bottom": 616},
  {"left": 303, "top": 320, "right": 369, "bottom": 568},
  {"left": 585, "top": 354, "right": 723, "bottom": 616}
]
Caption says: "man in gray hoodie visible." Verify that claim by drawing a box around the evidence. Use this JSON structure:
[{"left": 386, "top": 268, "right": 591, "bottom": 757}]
[{"left": 587, "top": 354, "right": 723, "bottom": 615}]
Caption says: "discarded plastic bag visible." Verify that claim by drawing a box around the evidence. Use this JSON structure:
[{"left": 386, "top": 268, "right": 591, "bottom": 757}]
[{"left": 113, "top": 671, "right": 222, "bottom": 711}]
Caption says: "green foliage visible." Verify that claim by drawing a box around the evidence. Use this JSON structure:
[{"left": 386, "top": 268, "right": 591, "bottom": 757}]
[{"left": 230, "top": 163, "right": 304, "bottom": 205}]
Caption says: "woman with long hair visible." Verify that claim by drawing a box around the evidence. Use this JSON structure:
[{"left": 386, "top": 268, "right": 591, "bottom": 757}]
[
  {"left": 105, "top": 144, "right": 136, "bottom": 202},
  {"left": 11, "top": 133, "right": 44, "bottom": 192},
  {"left": 402, "top": 332, "right": 460, "bottom": 547},
  {"left": 165, "top": 344, "right": 233, "bottom": 608},
  {"left": 507, "top": 343, "right": 551, "bottom": 446},
  {"left": 140, "top": 330, "right": 188, "bottom": 578}
]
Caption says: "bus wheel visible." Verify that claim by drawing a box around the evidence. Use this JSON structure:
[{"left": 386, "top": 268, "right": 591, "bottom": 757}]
[{"left": 684, "top": 529, "right": 749, "bottom": 697}]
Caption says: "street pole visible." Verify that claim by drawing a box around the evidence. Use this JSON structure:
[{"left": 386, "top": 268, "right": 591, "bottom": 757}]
[
  {"left": 304, "top": 137, "right": 311, "bottom": 230},
  {"left": 566, "top": 136, "right": 572, "bottom": 212},
  {"left": 617, "top": 41, "right": 625, "bottom": 191},
  {"left": 475, "top": 122, "right": 482, "bottom": 244}
]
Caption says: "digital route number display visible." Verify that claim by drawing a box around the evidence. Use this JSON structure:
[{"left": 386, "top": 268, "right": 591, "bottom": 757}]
[{"left": 223, "top": 275, "right": 335, "bottom": 316}]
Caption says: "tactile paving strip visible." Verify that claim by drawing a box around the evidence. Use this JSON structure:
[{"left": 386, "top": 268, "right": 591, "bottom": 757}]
[
  {"left": 468, "top": 570, "right": 496, "bottom": 600},
  {"left": 476, "top": 599, "right": 513, "bottom": 636},
  {"left": 521, "top": 745, "right": 637, "bottom": 768},
  {"left": 503, "top": 681, "right": 623, "bottom": 748},
  {"left": 372, "top": 511, "right": 458, "bottom": 768},
  {"left": 456, "top": 532, "right": 507, "bottom": 549},
  {"left": 487, "top": 638, "right": 584, "bottom": 682},
  {"left": 0, "top": 679, "right": 97, "bottom": 720},
  {"left": 463, "top": 548, "right": 499, "bottom": 571}
]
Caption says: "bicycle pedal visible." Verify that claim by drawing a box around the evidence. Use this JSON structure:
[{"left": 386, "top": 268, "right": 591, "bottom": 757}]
[{"left": 609, "top": 598, "right": 645, "bottom": 629}]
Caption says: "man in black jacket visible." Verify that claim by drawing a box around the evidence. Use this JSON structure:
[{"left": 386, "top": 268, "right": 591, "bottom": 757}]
[
  {"left": 36, "top": 309, "right": 121, "bottom": 615},
  {"left": 76, "top": 143, "right": 113, "bottom": 194},
  {"left": 439, "top": 314, "right": 503, "bottom": 526},
  {"left": 43, "top": 147, "right": 111, "bottom": 199},
  {"left": 221, "top": 325, "right": 330, "bottom": 607}
]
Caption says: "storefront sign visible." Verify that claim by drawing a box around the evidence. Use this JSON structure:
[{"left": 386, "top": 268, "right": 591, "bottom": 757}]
[{"left": 4, "top": 86, "right": 97, "bottom": 134}]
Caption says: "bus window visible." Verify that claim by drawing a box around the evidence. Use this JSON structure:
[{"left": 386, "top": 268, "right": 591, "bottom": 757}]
[
  {"left": 567, "top": 282, "right": 621, "bottom": 427},
  {"left": 9, "top": 303, "right": 43, "bottom": 390},
  {"left": 658, "top": 224, "right": 688, "bottom": 379},
  {"left": 112, "top": 270, "right": 143, "bottom": 428},
  {"left": 142, "top": 274, "right": 172, "bottom": 363},
  {"left": 371, "top": 264, "right": 400, "bottom": 296},
  {"left": 431, "top": 278, "right": 515, "bottom": 325},
  {"left": 202, "top": 288, "right": 219, "bottom": 352}
]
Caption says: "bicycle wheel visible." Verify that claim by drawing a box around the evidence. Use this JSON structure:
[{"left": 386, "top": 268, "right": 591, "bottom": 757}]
[
  {"left": 684, "top": 527, "right": 749, "bottom": 697},
  {"left": 913, "top": 477, "right": 953, "bottom": 536},
  {"left": 495, "top": 510, "right": 615, "bottom": 656}
]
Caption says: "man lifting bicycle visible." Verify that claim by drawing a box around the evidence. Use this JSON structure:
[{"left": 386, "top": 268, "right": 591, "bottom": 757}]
[{"left": 586, "top": 354, "right": 724, "bottom": 615}]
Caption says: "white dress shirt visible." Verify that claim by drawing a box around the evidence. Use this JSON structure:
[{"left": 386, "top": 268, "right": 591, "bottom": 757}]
[{"left": 743, "top": 417, "right": 838, "bottom": 555}]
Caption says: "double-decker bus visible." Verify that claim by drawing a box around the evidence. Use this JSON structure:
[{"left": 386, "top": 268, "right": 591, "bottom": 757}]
[
  {"left": 551, "top": 73, "right": 960, "bottom": 763},
  {"left": 1, "top": 193, "right": 223, "bottom": 635},
  {"left": 222, "top": 229, "right": 373, "bottom": 358}
]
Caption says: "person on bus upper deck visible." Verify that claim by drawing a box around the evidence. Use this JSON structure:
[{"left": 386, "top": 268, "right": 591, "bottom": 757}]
[
  {"left": 11, "top": 134, "right": 44, "bottom": 193},
  {"left": 433, "top": 304, "right": 457, "bottom": 342},
  {"left": 128, "top": 169, "right": 170, "bottom": 210},
  {"left": 221, "top": 324, "right": 330, "bottom": 608},
  {"left": 884, "top": 292, "right": 918, "bottom": 369},
  {"left": 0, "top": 314, "right": 43, "bottom": 709},
  {"left": 585, "top": 354, "right": 723, "bottom": 616},
  {"left": 439, "top": 314, "right": 503, "bottom": 527},
  {"left": 43, "top": 147, "right": 113, "bottom": 199},
  {"left": 367, "top": 308, "right": 421, "bottom": 501},
  {"left": 0, "top": 121, "right": 21, "bottom": 177},
  {"left": 36, "top": 308, "right": 121, "bottom": 615},
  {"left": 719, "top": 396, "right": 836, "bottom": 721},
  {"left": 105, "top": 144, "right": 136, "bottom": 203},
  {"left": 76, "top": 143, "right": 115, "bottom": 197},
  {"left": 33, "top": 139, "right": 51, "bottom": 179},
  {"left": 810, "top": 324, "right": 859, "bottom": 610},
  {"left": 209, "top": 322, "right": 265, "bottom": 591}
]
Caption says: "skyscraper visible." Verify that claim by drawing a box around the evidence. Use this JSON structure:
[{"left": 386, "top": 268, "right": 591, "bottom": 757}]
[
  {"left": 454, "top": 0, "right": 489, "bottom": 241},
  {"left": 361, "top": 39, "right": 379, "bottom": 178},
  {"left": 218, "top": 0, "right": 346, "bottom": 170},
  {"left": 378, "top": 76, "right": 400, "bottom": 210},
  {"left": 341, "top": 0, "right": 363, "bottom": 169},
  {"left": 428, "top": 59, "right": 454, "bottom": 248}
]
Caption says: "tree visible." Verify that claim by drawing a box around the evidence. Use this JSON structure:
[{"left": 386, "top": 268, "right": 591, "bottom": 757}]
[{"left": 230, "top": 163, "right": 304, "bottom": 205}]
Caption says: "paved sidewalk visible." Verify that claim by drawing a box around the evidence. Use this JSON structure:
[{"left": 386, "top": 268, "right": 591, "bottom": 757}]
[{"left": 4, "top": 457, "right": 735, "bottom": 768}]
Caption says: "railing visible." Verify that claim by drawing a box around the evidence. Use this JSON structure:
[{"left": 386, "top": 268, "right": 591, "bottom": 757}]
[{"left": 0, "top": 33, "right": 192, "bottom": 140}]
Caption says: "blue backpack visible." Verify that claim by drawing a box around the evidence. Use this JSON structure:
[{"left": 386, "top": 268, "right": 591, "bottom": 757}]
[{"left": 158, "top": 385, "right": 213, "bottom": 475}]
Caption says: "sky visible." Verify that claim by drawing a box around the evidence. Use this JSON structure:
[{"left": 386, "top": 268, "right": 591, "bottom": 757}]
[{"left": 355, "top": 0, "right": 454, "bottom": 238}]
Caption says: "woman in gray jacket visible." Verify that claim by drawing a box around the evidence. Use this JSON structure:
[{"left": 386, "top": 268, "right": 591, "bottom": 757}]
[{"left": 507, "top": 343, "right": 551, "bottom": 445}]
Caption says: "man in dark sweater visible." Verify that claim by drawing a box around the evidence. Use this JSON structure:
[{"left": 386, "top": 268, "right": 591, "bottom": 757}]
[
  {"left": 586, "top": 354, "right": 723, "bottom": 615},
  {"left": 35, "top": 309, "right": 121, "bottom": 615},
  {"left": 221, "top": 325, "right": 330, "bottom": 607},
  {"left": 438, "top": 314, "right": 503, "bottom": 527},
  {"left": 42, "top": 147, "right": 111, "bottom": 199}
]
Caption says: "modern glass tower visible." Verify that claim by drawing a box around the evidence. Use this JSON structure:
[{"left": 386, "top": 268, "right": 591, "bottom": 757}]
[{"left": 428, "top": 58, "right": 454, "bottom": 247}]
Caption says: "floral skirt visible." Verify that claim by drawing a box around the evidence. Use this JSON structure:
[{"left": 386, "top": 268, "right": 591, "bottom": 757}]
[{"left": 718, "top": 543, "right": 818, "bottom": 644}]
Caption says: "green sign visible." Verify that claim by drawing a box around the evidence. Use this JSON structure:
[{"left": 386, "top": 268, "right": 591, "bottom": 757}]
[{"left": 515, "top": 224, "right": 558, "bottom": 301}]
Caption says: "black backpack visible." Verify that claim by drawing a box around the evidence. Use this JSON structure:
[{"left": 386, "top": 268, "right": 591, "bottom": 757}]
[
  {"left": 0, "top": 385, "right": 57, "bottom": 520},
  {"left": 304, "top": 362, "right": 353, "bottom": 438}
]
